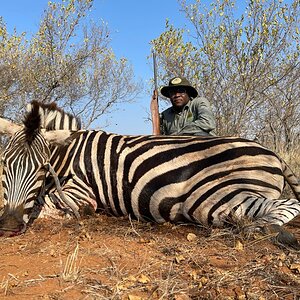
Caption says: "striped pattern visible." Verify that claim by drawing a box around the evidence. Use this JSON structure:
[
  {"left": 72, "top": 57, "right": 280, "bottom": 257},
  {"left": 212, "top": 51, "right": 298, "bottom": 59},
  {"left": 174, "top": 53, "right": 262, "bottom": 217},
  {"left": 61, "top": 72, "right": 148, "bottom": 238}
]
[
  {"left": 27, "top": 100, "right": 81, "bottom": 131},
  {"left": 1, "top": 102, "right": 81, "bottom": 224},
  {"left": 2, "top": 101, "right": 300, "bottom": 233},
  {"left": 47, "top": 131, "right": 300, "bottom": 228},
  {"left": 2, "top": 129, "right": 51, "bottom": 223}
]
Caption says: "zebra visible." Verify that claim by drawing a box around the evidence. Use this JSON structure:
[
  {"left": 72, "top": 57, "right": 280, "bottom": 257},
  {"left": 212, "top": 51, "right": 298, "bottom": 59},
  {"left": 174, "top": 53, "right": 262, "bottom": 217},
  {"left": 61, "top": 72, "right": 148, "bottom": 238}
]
[
  {"left": 0, "top": 101, "right": 81, "bottom": 233},
  {"left": 25, "top": 100, "right": 82, "bottom": 219},
  {"left": 0, "top": 101, "right": 300, "bottom": 248},
  {"left": 26, "top": 100, "right": 81, "bottom": 131}
]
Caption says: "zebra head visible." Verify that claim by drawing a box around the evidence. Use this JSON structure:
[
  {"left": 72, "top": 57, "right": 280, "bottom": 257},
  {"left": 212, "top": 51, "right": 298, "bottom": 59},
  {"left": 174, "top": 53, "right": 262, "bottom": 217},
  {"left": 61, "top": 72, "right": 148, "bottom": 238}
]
[
  {"left": 0, "top": 102, "right": 78, "bottom": 236},
  {"left": 0, "top": 104, "right": 51, "bottom": 236}
]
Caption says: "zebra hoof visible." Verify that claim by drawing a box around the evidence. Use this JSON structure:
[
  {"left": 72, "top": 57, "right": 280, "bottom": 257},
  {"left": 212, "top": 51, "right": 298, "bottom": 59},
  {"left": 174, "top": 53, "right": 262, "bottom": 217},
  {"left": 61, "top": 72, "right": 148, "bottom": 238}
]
[{"left": 263, "top": 224, "right": 300, "bottom": 250}]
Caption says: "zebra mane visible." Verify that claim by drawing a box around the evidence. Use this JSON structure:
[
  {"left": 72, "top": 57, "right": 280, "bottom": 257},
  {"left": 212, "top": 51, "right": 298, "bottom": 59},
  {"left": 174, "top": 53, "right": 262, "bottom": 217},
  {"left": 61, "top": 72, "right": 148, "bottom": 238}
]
[
  {"left": 23, "top": 101, "right": 41, "bottom": 144},
  {"left": 27, "top": 101, "right": 81, "bottom": 131}
]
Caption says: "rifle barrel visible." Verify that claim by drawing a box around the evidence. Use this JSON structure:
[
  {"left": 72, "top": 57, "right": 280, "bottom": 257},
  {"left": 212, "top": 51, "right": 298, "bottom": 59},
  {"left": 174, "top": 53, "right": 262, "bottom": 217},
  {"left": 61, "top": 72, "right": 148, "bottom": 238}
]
[
  {"left": 152, "top": 50, "right": 158, "bottom": 91},
  {"left": 151, "top": 50, "right": 160, "bottom": 135}
]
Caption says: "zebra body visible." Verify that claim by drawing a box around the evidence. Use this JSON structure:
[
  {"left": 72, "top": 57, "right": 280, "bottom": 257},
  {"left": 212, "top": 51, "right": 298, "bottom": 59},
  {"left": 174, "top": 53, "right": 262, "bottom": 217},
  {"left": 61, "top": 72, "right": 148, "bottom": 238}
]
[
  {"left": 0, "top": 101, "right": 300, "bottom": 245},
  {"left": 47, "top": 130, "right": 300, "bottom": 228}
]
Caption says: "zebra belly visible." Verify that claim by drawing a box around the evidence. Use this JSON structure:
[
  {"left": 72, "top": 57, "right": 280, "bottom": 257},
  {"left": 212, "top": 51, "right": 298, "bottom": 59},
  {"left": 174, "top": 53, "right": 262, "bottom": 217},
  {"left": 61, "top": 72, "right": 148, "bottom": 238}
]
[
  {"left": 129, "top": 170, "right": 284, "bottom": 226},
  {"left": 69, "top": 133, "right": 287, "bottom": 226},
  {"left": 187, "top": 171, "right": 284, "bottom": 225}
]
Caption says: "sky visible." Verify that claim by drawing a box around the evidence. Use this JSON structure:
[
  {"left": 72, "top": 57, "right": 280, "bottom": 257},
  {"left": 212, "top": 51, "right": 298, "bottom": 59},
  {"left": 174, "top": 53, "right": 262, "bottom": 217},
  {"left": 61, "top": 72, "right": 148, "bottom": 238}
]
[{"left": 0, "top": 0, "right": 190, "bottom": 135}]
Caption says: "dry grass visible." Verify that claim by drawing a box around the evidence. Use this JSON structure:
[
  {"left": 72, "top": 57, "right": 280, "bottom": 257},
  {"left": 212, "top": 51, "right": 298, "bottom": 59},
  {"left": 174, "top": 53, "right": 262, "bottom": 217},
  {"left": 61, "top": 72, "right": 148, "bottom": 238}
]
[
  {"left": 1, "top": 273, "right": 19, "bottom": 296},
  {"left": 277, "top": 146, "right": 300, "bottom": 172},
  {"left": 0, "top": 147, "right": 300, "bottom": 299},
  {"left": 61, "top": 242, "right": 81, "bottom": 282},
  {"left": 0, "top": 214, "right": 300, "bottom": 299}
]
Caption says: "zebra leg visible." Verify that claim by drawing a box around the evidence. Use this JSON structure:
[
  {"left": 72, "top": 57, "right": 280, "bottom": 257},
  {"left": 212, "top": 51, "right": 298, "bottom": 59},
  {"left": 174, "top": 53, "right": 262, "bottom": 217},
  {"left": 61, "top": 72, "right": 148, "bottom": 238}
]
[
  {"left": 234, "top": 197, "right": 300, "bottom": 249},
  {"left": 32, "top": 194, "right": 74, "bottom": 220},
  {"left": 47, "top": 183, "right": 97, "bottom": 218},
  {"left": 234, "top": 197, "right": 300, "bottom": 227}
]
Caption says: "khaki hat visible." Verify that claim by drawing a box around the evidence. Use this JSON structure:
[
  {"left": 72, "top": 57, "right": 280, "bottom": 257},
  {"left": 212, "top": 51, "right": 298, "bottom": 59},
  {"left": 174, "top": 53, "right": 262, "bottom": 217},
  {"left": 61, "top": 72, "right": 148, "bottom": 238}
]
[{"left": 160, "top": 76, "right": 198, "bottom": 98}]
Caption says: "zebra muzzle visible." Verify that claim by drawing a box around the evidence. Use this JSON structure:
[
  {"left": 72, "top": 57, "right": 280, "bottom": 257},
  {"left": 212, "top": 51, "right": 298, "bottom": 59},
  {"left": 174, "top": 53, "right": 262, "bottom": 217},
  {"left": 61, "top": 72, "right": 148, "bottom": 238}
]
[{"left": 0, "top": 207, "right": 27, "bottom": 237}]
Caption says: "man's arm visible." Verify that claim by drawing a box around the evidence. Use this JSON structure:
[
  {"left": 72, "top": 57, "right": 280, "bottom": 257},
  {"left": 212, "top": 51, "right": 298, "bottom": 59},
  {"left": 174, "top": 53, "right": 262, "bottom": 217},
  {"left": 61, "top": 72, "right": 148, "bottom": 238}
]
[
  {"left": 193, "top": 97, "right": 216, "bottom": 132},
  {"left": 178, "top": 97, "right": 216, "bottom": 135}
]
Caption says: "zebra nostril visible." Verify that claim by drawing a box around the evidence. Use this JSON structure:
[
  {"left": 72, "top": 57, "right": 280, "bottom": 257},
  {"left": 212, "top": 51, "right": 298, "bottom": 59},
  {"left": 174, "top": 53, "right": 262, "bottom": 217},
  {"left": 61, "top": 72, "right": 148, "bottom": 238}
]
[
  {"left": 0, "top": 223, "right": 26, "bottom": 237},
  {"left": 0, "top": 208, "right": 26, "bottom": 237},
  {"left": 8, "top": 228, "right": 25, "bottom": 237}
]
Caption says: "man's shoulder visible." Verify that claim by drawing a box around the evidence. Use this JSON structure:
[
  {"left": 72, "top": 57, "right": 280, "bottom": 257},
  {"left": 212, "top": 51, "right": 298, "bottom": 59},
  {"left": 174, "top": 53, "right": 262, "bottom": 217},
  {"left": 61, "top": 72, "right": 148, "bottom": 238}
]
[
  {"left": 191, "top": 96, "right": 210, "bottom": 104},
  {"left": 190, "top": 96, "right": 212, "bottom": 108}
]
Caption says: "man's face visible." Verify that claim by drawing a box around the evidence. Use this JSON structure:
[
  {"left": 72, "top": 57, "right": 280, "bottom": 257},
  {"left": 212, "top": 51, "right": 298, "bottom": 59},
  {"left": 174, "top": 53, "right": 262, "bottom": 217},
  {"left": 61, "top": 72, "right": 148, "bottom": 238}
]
[{"left": 169, "top": 87, "right": 190, "bottom": 111}]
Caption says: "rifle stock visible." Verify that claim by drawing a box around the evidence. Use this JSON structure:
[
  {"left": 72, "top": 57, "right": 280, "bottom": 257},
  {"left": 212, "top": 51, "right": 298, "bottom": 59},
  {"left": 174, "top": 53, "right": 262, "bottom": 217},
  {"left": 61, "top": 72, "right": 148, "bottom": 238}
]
[
  {"left": 151, "top": 90, "right": 160, "bottom": 135},
  {"left": 151, "top": 51, "right": 161, "bottom": 135}
]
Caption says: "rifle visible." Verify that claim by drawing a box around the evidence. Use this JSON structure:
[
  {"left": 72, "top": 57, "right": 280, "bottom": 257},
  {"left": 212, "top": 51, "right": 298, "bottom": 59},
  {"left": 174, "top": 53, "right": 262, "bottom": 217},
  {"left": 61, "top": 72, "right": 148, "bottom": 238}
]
[{"left": 150, "top": 50, "right": 161, "bottom": 135}]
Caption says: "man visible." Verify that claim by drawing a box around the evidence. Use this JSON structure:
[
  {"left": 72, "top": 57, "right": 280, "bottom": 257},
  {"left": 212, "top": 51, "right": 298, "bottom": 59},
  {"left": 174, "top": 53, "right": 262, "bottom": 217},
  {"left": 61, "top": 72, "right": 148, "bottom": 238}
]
[{"left": 157, "top": 76, "right": 216, "bottom": 136}]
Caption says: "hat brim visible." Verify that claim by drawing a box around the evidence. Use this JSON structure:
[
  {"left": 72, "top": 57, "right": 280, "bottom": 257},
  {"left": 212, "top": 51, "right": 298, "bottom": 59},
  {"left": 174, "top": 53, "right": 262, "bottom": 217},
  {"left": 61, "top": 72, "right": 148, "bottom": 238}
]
[{"left": 160, "top": 85, "right": 198, "bottom": 98}]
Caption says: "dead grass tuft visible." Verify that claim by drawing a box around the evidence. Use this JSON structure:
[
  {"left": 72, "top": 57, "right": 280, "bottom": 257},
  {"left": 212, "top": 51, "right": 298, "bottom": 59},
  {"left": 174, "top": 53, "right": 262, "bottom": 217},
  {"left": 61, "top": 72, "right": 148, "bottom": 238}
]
[{"left": 61, "top": 242, "right": 81, "bottom": 282}]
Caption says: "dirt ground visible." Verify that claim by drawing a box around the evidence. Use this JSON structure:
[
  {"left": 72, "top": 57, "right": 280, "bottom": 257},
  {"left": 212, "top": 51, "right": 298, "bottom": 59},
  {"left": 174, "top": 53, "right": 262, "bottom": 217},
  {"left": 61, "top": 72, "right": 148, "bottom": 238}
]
[{"left": 0, "top": 214, "right": 300, "bottom": 300}]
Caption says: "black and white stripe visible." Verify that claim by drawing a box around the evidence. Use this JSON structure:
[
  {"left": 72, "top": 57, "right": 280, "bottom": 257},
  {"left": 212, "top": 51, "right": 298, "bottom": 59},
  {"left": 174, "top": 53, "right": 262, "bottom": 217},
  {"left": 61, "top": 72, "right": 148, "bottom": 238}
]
[
  {"left": 1, "top": 102, "right": 81, "bottom": 229},
  {"left": 26, "top": 100, "right": 81, "bottom": 131},
  {"left": 1, "top": 101, "right": 300, "bottom": 237},
  {"left": 48, "top": 131, "right": 300, "bottom": 228}
]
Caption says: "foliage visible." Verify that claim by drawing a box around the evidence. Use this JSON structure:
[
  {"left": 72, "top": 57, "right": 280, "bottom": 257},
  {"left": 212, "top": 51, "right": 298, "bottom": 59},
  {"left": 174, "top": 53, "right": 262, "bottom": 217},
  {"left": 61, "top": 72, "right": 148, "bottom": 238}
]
[
  {"left": 0, "top": 0, "right": 141, "bottom": 127},
  {"left": 0, "top": 17, "right": 26, "bottom": 118},
  {"left": 151, "top": 0, "right": 299, "bottom": 151}
]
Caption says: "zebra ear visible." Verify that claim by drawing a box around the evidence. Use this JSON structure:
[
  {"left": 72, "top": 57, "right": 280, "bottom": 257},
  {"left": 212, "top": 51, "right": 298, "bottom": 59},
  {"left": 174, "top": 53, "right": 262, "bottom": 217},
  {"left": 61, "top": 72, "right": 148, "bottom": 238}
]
[
  {"left": 0, "top": 118, "right": 22, "bottom": 135},
  {"left": 43, "top": 130, "right": 77, "bottom": 146}
]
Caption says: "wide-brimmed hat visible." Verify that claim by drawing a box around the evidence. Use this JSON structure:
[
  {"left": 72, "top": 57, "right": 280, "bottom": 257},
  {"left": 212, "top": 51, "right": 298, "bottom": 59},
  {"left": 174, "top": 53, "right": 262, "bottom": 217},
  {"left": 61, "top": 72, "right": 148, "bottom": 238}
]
[{"left": 160, "top": 76, "right": 198, "bottom": 98}]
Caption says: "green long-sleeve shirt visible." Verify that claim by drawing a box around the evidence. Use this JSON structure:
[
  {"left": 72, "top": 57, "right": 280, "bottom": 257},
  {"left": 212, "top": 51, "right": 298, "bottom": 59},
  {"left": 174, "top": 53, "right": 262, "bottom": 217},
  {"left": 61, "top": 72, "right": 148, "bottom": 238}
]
[{"left": 160, "top": 97, "right": 216, "bottom": 136}]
